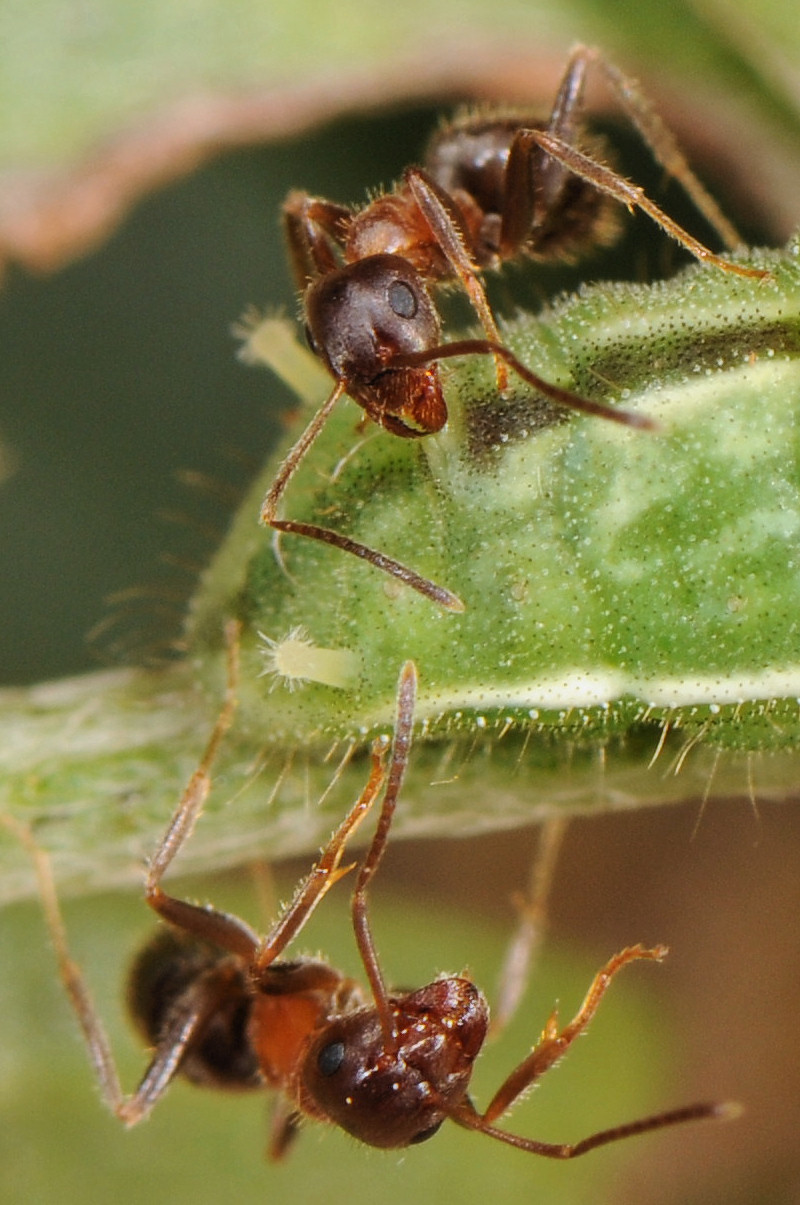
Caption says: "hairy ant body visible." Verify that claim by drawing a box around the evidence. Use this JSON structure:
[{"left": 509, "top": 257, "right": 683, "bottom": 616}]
[
  {"left": 260, "top": 45, "right": 767, "bottom": 611},
  {"left": 13, "top": 627, "right": 734, "bottom": 1160}
]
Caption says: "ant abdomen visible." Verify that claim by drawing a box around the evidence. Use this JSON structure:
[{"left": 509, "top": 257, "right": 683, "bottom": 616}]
[
  {"left": 426, "top": 112, "right": 618, "bottom": 266},
  {"left": 300, "top": 977, "right": 488, "bottom": 1148},
  {"left": 128, "top": 928, "right": 262, "bottom": 1091},
  {"left": 426, "top": 114, "right": 537, "bottom": 226}
]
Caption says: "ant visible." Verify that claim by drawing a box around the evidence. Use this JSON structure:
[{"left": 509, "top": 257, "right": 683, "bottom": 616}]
[
  {"left": 259, "top": 45, "right": 768, "bottom": 613},
  {"left": 10, "top": 624, "right": 735, "bottom": 1160}
]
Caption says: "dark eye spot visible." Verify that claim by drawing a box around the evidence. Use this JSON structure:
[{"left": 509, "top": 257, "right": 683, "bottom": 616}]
[
  {"left": 317, "top": 1040, "right": 345, "bottom": 1077},
  {"left": 303, "top": 322, "right": 319, "bottom": 355},
  {"left": 388, "top": 279, "right": 418, "bottom": 319}
]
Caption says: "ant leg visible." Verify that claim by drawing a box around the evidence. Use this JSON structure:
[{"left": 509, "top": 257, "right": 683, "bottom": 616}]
[
  {"left": 404, "top": 167, "right": 510, "bottom": 392},
  {"left": 269, "top": 514, "right": 466, "bottom": 613},
  {"left": 1, "top": 620, "right": 266, "bottom": 1124},
  {"left": 283, "top": 190, "right": 353, "bottom": 285},
  {"left": 452, "top": 1093, "right": 734, "bottom": 1158},
  {"left": 350, "top": 661, "right": 417, "bottom": 1044},
  {"left": 490, "top": 816, "right": 568, "bottom": 1037},
  {"left": 2, "top": 814, "right": 127, "bottom": 1118},
  {"left": 1, "top": 814, "right": 238, "bottom": 1126},
  {"left": 498, "top": 52, "right": 591, "bottom": 249},
  {"left": 251, "top": 741, "right": 388, "bottom": 971},
  {"left": 502, "top": 46, "right": 753, "bottom": 269},
  {"left": 258, "top": 379, "right": 465, "bottom": 612},
  {"left": 267, "top": 1097, "right": 304, "bottom": 1161},
  {"left": 260, "top": 380, "right": 345, "bottom": 529},
  {"left": 448, "top": 943, "right": 735, "bottom": 1156},
  {"left": 484, "top": 943, "right": 668, "bottom": 1121},
  {"left": 269, "top": 513, "right": 465, "bottom": 611},
  {"left": 566, "top": 45, "right": 744, "bottom": 252},
  {"left": 142, "top": 619, "right": 263, "bottom": 956},
  {"left": 528, "top": 128, "right": 768, "bottom": 281},
  {"left": 119, "top": 966, "right": 249, "bottom": 1125},
  {"left": 142, "top": 615, "right": 387, "bottom": 964}
]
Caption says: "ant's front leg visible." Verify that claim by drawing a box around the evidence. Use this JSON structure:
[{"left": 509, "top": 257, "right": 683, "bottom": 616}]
[
  {"left": 404, "top": 167, "right": 509, "bottom": 392},
  {"left": 450, "top": 943, "right": 732, "bottom": 1157},
  {"left": 484, "top": 944, "right": 667, "bottom": 1123},
  {"left": 257, "top": 376, "right": 465, "bottom": 614},
  {"left": 283, "top": 190, "right": 353, "bottom": 286},
  {"left": 138, "top": 616, "right": 379, "bottom": 966},
  {"left": 251, "top": 741, "right": 389, "bottom": 973}
]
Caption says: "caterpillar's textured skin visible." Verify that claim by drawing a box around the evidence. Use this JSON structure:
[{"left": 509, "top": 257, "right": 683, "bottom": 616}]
[
  {"left": 4, "top": 243, "right": 798, "bottom": 899},
  {"left": 199, "top": 242, "right": 800, "bottom": 758}
]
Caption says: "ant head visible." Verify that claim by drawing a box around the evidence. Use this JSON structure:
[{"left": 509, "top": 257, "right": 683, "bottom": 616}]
[
  {"left": 304, "top": 254, "right": 448, "bottom": 436},
  {"left": 304, "top": 253, "right": 441, "bottom": 379},
  {"left": 300, "top": 978, "right": 488, "bottom": 1148}
]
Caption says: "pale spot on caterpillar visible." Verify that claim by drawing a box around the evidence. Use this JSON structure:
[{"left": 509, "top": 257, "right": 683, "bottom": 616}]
[{"left": 257, "top": 627, "right": 360, "bottom": 690}]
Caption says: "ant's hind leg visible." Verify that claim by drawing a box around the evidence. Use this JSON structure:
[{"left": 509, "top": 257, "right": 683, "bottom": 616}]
[
  {"left": 141, "top": 619, "right": 271, "bottom": 960},
  {"left": 1, "top": 814, "right": 230, "bottom": 1126},
  {"left": 1, "top": 814, "right": 129, "bottom": 1119},
  {"left": 0, "top": 619, "right": 255, "bottom": 1124},
  {"left": 554, "top": 45, "right": 744, "bottom": 252},
  {"left": 144, "top": 618, "right": 240, "bottom": 899},
  {"left": 528, "top": 128, "right": 768, "bottom": 281}
]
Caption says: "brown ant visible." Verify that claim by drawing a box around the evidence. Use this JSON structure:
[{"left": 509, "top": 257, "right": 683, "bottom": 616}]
[
  {"left": 11, "top": 625, "right": 735, "bottom": 1160},
  {"left": 259, "top": 45, "right": 767, "bottom": 612}
]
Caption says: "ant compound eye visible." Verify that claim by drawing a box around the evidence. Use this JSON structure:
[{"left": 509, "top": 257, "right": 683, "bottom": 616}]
[
  {"left": 409, "top": 1120, "right": 443, "bottom": 1145},
  {"left": 317, "top": 1039, "right": 346, "bottom": 1077},
  {"left": 387, "top": 279, "right": 418, "bottom": 319}
]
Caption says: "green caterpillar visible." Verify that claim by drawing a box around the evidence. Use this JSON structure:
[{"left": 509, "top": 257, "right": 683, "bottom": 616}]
[
  {"left": 3, "top": 239, "right": 798, "bottom": 897},
  {"left": 203, "top": 239, "right": 800, "bottom": 747}
]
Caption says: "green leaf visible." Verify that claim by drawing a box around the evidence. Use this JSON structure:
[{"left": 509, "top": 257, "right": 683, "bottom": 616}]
[{"left": 2, "top": 0, "right": 799, "bottom": 167}]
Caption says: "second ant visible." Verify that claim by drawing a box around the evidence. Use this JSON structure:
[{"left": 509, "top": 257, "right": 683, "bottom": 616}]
[
  {"left": 258, "top": 45, "right": 767, "bottom": 611},
  {"left": 12, "top": 631, "right": 738, "bottom": 1161}
]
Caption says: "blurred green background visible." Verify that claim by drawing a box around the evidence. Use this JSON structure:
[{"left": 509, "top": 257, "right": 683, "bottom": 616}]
[{"left": 1, "top": 1, "right": 800, "bottom": 1202}]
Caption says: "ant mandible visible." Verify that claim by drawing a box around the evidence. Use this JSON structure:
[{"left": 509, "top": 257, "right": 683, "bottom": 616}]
[
  {"left": 13, "top": 624, "right": 735, "bottom": 1159},
  {"left": 260, "top": 45, "right": 768, "bottom": 612}
]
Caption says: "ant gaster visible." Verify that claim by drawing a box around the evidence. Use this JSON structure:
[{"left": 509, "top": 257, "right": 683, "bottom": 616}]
[
  {"left": 260, "top": 45, "right": 767, "bottom": 613},
  {"left": 16, "top": 624, "right": 735, "bottom": 1159}
]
